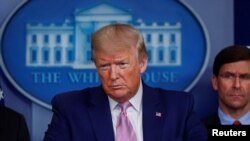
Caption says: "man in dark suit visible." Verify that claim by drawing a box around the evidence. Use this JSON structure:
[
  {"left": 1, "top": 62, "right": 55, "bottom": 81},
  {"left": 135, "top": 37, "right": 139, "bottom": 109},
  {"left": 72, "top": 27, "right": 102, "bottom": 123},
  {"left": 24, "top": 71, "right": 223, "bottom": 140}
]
[
  {"left": 44, "top": 23, "right": 207, "bottom": 141},
  {"left": 0, "top": 106, "right": 30, "bottom": 141},
  {"left": 203, "top": 45, "right": 250, "bottom": 125},
  {"left": 0, "top": 81, "right": 30, "bottom": 141}
]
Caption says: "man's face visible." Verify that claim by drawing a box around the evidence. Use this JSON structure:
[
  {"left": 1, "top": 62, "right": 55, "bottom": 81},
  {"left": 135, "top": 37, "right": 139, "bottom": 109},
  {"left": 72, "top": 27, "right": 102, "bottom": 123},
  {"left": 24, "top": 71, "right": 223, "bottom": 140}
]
[
  {"left": 212, "top": 60, "right": 250, "bottom": 112},
  {"left": 93, "top": 46, "right": 147, "bottom": 102}
]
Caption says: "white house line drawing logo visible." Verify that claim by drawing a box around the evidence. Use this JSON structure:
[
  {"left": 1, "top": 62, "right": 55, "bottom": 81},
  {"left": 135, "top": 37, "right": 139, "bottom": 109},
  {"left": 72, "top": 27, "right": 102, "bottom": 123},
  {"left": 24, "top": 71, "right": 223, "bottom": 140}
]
[{"left": 25, "top": 4, "right": 181, "bottom": 69}]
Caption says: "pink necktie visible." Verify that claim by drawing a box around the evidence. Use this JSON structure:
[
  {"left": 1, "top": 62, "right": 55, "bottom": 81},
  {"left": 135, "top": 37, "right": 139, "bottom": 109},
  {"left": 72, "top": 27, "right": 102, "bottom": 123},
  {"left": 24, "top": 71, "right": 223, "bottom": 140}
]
[{"left": 116, "top": 102, "right": 137, "bottom": 141}]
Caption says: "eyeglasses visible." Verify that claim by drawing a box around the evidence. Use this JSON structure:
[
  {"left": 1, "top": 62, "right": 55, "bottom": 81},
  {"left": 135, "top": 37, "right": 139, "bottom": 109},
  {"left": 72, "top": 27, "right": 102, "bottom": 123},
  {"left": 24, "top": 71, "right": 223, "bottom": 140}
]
[{"left": 219, "top": 72, "right": 250, "bottom": 82}]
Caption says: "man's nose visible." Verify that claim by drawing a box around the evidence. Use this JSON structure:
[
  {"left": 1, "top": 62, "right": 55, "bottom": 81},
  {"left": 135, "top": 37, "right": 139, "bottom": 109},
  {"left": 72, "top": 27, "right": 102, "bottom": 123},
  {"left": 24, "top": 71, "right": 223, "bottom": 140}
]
[
  {"left": 233, "top": 76, "right": 241, "bottom": 88},
  {"left": 110, "top": 65, "right": 119, "bottom": 80}
]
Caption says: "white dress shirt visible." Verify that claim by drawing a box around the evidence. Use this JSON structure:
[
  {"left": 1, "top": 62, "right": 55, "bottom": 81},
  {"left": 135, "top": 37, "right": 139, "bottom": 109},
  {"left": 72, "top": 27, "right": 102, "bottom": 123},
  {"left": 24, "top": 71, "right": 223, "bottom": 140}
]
[{"left": 108, "top": 81, "right": 143, "bottom": 141}]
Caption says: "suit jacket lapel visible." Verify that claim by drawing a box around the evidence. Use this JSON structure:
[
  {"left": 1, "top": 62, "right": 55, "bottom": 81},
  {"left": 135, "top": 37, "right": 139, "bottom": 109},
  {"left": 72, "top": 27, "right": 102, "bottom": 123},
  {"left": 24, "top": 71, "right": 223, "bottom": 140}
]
[
  {"left": 87, "top": 87, "right": 115, "bottom": 141},
  {"left": 142, "top": 84, "right": 165, "bottom": 141}
]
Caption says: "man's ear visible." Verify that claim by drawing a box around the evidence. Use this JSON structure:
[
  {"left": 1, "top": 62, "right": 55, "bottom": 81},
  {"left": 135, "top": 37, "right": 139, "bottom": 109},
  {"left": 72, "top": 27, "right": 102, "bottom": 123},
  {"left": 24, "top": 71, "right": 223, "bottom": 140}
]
[
  {"left": 211, "top": 75, "right": 219, "bottom": 91},
  {"left": 140, "top": 58, "right": 148, "bottom": 73}
]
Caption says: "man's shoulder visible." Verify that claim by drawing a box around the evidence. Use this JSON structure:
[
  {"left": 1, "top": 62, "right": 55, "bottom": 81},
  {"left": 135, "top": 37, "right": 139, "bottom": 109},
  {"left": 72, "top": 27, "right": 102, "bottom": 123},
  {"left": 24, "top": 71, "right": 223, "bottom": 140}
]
[
  {"left": 144, "top": 84, "right": 193, "bottom": 103},
  {"left": 51, "top": 86, "right": 102, "bottom": 106},
  {"left": 155, "top": 87, "right": 193, "bottom": 99},
  {"left": 202, "top": 113, "right": 220, "bottom": 125},
  {"left": 144, "top": 83, "right": 191, "bottom": 96},
  {"left": 54, "top": 86, "right": 101, "bottom": 99},
  {"left": 0, "top": 106, "right": 24, "bottom": 120},
  {"left": 160, "top": 88, "right": 190, "bottom": 95}
]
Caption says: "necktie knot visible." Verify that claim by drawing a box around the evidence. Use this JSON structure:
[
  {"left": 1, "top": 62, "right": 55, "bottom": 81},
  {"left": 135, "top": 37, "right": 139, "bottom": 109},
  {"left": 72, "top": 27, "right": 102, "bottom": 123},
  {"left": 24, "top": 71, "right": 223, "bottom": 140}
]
[
  {"left": 233, "top": 120, "right": 241, "bottom": 125},
  {"left": 118, "top": 101, "right": 131, "bottom": 113}
]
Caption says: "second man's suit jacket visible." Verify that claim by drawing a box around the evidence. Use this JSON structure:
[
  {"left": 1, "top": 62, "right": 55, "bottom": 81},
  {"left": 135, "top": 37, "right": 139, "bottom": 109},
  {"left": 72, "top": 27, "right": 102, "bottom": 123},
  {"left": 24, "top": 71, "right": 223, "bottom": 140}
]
[
  {"left": 0, "top": 106, "right": 30, "bottom": 141},
  {"left": 44, "top": 83, "right": 207, "bottom": 141},
  {"left": 202, "top": 114, "right": 221, "bottom": 126}
]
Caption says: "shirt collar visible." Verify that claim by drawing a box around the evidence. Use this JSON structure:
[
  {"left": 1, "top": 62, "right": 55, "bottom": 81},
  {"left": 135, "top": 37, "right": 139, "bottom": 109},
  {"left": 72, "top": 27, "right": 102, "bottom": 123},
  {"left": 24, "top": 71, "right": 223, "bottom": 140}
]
[
  {"left": 218, "top": 108, "right": 250, "bottom": 125},
  {"left": 108, "top": 80, "right": 143, "bottom": 112}
]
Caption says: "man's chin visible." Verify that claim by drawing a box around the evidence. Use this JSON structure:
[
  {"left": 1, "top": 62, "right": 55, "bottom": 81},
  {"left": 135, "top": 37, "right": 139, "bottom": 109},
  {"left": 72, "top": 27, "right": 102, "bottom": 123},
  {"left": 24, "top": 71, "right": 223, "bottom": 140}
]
[{"left": 109, "top": 92, "right": 130, "bottom": 101}]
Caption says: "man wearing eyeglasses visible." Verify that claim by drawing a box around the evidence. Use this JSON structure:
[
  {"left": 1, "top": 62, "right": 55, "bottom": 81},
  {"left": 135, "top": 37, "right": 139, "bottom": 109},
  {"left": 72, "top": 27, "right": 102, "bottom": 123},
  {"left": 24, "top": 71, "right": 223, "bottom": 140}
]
[{"left": 203, "top": 45, "right": 250, "bottom": 126}]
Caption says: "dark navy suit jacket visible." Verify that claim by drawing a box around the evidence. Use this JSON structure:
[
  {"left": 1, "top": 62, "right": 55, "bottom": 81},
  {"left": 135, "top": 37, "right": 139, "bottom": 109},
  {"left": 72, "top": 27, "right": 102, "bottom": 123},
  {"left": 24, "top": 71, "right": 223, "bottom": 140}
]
[
  {"left": 202, "top": 114, "right": 221, "bottom": 125},
  {"left": 0, "top": 106, "right": 30, "bottom": 141},
  {"left": 44, "top": 83, "right": 207, "bottom": 141}
]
